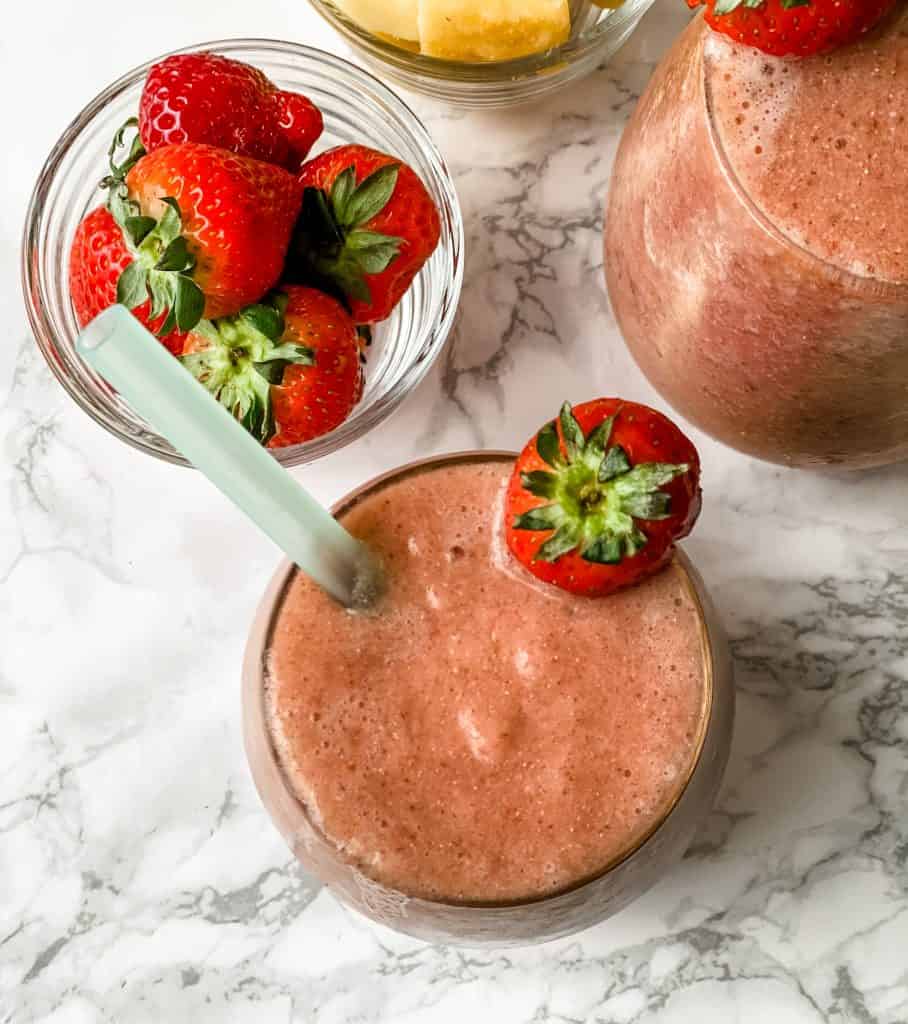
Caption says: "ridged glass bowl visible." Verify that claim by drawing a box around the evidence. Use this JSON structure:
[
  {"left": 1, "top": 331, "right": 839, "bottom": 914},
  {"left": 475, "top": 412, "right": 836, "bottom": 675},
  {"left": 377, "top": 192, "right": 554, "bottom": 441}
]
[
  {"left": 306, "top": 0, "right": 658, "bottom": 107},
  {"left": 22, "top": 40, "right": 464, "bottom": 468}
]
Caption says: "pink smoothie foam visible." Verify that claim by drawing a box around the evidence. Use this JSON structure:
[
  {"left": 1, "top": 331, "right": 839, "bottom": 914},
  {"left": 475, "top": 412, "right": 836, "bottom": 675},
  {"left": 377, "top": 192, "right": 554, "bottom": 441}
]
[
  {"left": 706, "top": 7, "right": 908, "bottom": 282},
  {"left": 265, "top": 460, "right": 709, "bottom": 903},
  {"left": 605, "top": 10, "right": 908, "bottom": 468}
]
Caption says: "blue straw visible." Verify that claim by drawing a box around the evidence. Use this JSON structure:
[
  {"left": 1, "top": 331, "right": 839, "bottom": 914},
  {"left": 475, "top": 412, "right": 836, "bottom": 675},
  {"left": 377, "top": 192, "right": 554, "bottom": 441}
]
[{"left": 78, "top": 306, "right": 380, "bottom": 607}]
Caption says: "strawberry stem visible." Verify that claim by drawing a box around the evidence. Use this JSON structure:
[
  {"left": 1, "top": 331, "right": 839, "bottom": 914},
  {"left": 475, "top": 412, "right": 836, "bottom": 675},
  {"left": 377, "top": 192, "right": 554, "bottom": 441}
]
[
  {"left": 99, "top": 121, "right": 206, "bottom": 334},
  {"left": 513, "top": 402, "right": 690, "bottom": 565},
  {"left": 284, "top": 162, "right": 404, "bottom": 309},
  {"left": 181, "top": 292, "right": 314, "bottom": 444}
]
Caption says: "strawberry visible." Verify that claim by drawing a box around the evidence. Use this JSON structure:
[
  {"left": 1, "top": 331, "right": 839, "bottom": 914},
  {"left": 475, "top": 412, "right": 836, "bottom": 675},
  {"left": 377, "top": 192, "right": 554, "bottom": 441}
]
[
  {"left": 104, "top": 127, "right": 302, "bottom": 333},
  {"left": 505, "top": 400, "right": 701, "bottom": 598},
  {"left": 687, "top": 0, "right": 897, "bottom": 57},
  {"left": 267, "top": 288, "right": 364, "bottom": 448},
  {"left": 287, "top": 145, "right": 441, "bottom": 323},
  {"left": 69, "top": 206, "right": 189, "bottom": 355},
  {"left": 182, "top": 286, "right": 362, "bottom": 447},
  {"left": 139, "top": 53, "right": 323, "bottom": 172}
]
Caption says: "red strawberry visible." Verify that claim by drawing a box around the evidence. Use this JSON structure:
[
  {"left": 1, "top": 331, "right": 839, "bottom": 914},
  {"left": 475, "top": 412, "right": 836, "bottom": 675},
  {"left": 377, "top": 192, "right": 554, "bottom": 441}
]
[
  {"left": 139, "top": 53, "right": 323, "bottom": 172},
  {"left": 273, "top": 91, "right": 326, "bottom": 174},
  {"left": 687, "top": 0, "right": 897, "bottom": 57},
  {"left": 182, "top": 286, "right": 362, "bottom": 446},
  {"left": 288, "top": 145, "right": 441, "bottom": 323},
  {"left": 505, "top": 400, "right": 701, "bottom": 598},
  {"left": 267, "top": 288, "right": 364, "bottom": 448},
  {"left": 69, "top": 206, "right": 189, "bottom": 355},
  {"left": 109, "top": 139, "right": 302, "bottom": 332}
]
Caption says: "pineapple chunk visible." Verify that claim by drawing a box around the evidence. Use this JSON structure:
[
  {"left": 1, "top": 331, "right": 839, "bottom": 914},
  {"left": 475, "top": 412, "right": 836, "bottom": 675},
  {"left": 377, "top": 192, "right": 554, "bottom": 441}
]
[
  {"left": 333, "top": 0, "right": 420, "bottom": 42},
  {"left": 418, "top": 0, "right": 571, "bottom": 61}
]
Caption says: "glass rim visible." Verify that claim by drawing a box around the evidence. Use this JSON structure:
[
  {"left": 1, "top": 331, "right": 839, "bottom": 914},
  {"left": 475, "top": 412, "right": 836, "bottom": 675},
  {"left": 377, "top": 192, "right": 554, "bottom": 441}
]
[
  {"left": 304, "top": 0, "right": 657, "bottom": 80},
  {"left": 21, "top": 38, "right": 465, "bottom": 469},
  {"left": 250, "top": 450, "right": 718, "bottom": 911},
  {"left": 700, "top": 15, "right": 908, "bottom": 294}
]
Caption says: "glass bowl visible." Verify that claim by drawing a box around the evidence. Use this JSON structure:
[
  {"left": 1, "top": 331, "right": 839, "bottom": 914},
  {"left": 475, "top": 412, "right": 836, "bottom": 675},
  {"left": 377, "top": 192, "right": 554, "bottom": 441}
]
[
  {"left": 22, "top": 40, "right": 464, "bottom": 469},
  {"left": 306, "top": 0, "right": 658, "bottom": 107}
]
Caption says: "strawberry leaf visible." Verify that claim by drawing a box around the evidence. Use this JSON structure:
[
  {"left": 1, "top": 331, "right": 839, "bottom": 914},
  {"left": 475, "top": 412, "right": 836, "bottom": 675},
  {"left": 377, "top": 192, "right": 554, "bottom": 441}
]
[
  {"left": 241, "top": 303, "right": 285, "bottom": 341},
  {"left": 335, "top": 163, "right": 400, "bottom": 229},
  {"left": 147, "top": 274, "right": 174, "bottom": 321},
  {"left": 113, "top": 192, "right": 207, "bottom": 334},
  {"left": 623, "top": 491, "right": 673, "bottom": 520},
  {"left": 104, "top": 118, "right": 146, "bottom": 183},
  {"left": 536, "top": 421, "right": 562, "bottom": 468},
  {"left": 537, "top": 523, "right": 581, "bottom": 563},
  {"left": 329, "top": 167, "right": 357, "bottom": 217},
  {"left": 173, "top": 277, "right": 205, "bottom": 332},
  {"left": 108, "top": 186, "right": 141, "bottom": 234},
  {"left": 580, "top": 534, "right": 622, "bottom": 565},
  {"left": 152, "top": 198, "right": 184, "bottom": 248},
  {"left": 124, "top": 215, "right": 156, "bottom": 246},
  {"left": 346, "top": 230, "right": 403, "bottom": 274},
  {"left": 513, "top": 503, "right": 564, "bottom": 531},
  {"left": 559, "top": 402, "right": 585, "bottom": 462},
  {"left": 585, "top": 414, "right": 616, "bottom": 459},
  {"left": 101, "top": 120, "right": 148, "bottom": 233},
  {"left": 598, "top": 445, "right": 631, "bottom": 482},
  {"left": 157, "top": 307, "right": 178, "bottom": 339},
  {"left": 117, "top": 261, "right": 149, "bottom": 310},
  {"left": 155, "top": 235, "right": 195, "bottom": 274},
  {"left": 520, "top": 470, "right": 559, "bottom": 499},
  {"left": 613, "top": 462, "right": 690, "bottom": 494},
  {"left": 252, "top": 340, "right": 314, "bottom": 384}
]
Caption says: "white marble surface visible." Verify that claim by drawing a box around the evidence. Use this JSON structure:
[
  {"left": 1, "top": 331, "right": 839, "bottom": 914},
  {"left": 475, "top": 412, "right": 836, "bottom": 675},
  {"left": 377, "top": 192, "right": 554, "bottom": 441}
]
[{"left": 3, "top": 1, "right": 908, "bottom": 1020}]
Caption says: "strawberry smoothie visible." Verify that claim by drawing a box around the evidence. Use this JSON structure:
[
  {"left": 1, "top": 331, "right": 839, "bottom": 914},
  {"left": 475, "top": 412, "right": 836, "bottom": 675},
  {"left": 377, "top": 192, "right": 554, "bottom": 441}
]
[
  {"left": 605, "top": 8, "right": 908, "bottom": 468},
  {"left": 261, "top": 457, "right": 711, "bottom": 904}
]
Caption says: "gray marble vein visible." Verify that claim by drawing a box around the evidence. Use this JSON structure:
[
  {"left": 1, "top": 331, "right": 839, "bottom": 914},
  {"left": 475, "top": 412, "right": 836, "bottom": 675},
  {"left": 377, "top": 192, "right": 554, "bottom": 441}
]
[{"left": 3, "top": 0, "right": 908, "bottom": 1021}]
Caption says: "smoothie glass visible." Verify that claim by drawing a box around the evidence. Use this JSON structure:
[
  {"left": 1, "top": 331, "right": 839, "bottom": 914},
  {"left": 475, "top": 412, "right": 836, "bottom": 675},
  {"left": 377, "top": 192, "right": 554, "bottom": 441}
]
[
  {"left": 242, "top": 452, "right": 735, "bottom": 946},
  {"left": 605, "top": 12, "right": 908, "bottom": 469}
]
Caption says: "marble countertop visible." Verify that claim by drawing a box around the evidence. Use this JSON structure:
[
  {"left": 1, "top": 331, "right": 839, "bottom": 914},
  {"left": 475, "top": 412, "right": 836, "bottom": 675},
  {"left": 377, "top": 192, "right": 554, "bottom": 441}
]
[{"left": 3, "top": 1, "right": 908, "bottom": 1020}]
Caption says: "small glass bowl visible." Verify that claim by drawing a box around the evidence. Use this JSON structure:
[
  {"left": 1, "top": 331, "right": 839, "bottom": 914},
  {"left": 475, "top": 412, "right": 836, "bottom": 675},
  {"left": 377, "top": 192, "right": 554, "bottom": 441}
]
[
  {"left": 306, "top": 0, "right": 658, "bottom": 107},
  {"left": 22, "top": 40, "right": 464, "bottom": 469}
]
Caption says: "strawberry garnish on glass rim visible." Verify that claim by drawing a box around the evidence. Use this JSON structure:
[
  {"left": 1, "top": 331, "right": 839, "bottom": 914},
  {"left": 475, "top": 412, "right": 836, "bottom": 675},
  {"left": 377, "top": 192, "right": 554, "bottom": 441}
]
[
  {"left": 688, "top": 0, "right": 898, "bottom": 57},
  {"left": 505, "top": 400, "right": 701, "bottom": 598}
]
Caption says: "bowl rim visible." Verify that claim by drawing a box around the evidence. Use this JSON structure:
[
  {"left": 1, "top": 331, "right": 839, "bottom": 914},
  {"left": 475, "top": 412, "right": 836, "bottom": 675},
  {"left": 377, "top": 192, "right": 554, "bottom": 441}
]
[
  {"left": 303, "top": 0, "right": 658, "bottom": 81},
  {"left": 21, "top": 38, "right": 465, "bottom": 469}
]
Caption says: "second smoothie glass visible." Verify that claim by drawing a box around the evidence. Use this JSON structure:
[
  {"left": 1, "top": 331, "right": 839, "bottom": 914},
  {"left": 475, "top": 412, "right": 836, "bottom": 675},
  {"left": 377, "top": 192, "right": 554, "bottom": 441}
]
[
  {"left": 605, "top": 13, "right": 908, "bottom": 470},
  {"left": 242, "top": 452, "right": 735, "bottom": 946}
]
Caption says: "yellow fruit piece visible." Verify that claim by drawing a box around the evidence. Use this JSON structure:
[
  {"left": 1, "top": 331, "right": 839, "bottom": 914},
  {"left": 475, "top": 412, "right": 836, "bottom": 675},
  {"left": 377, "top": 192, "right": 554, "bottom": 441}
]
[
  {"left": 333, "top": 0, "right": 420, "bottom": 41},
  {"left": 418, "top": 0, "right": 571, "bottom": 61}
]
